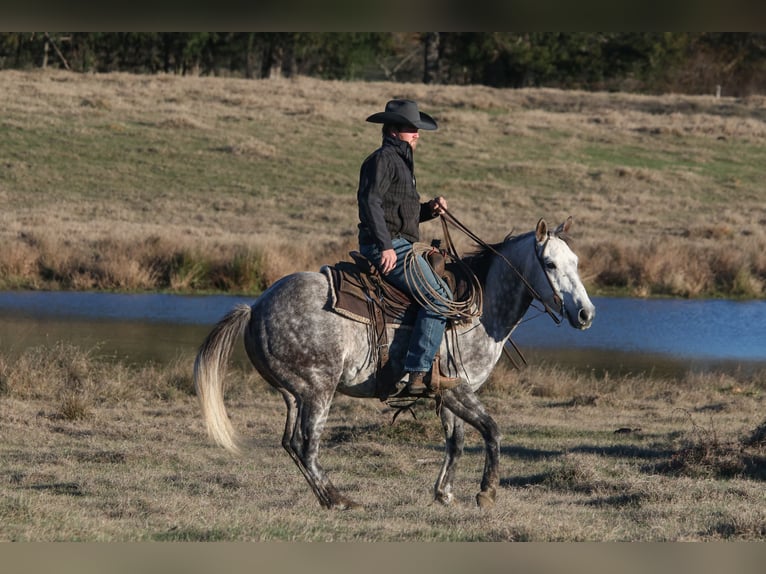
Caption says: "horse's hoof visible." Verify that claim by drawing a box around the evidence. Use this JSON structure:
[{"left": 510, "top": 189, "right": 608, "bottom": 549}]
[
  {"left": 476, "top": 490, "right": 496, "bottom": 509},
  {"left": 333, "top": 497, "right": 363, "bottom": 510},
  {"left": 435, "top": 491, "right": 454, "bottom": 506}
]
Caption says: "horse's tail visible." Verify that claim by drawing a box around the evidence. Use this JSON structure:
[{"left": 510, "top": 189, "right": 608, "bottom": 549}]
[{"left": 193, "top": 303, "right": 252, "bottom": 455}]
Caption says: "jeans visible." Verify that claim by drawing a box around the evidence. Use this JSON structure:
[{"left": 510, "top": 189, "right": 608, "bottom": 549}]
[{"left": 360, "top": 237, "right": 454, "bottom": 373}]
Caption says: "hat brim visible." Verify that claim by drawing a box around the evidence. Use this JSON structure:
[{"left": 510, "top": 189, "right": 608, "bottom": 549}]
[{"left": 366, "top": 111, "right": 438, "bottom": 130}]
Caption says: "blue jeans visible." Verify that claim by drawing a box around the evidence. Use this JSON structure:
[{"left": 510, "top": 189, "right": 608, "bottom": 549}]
[{"left": 361, "top": 238, "right": 453, "bottom": 373}]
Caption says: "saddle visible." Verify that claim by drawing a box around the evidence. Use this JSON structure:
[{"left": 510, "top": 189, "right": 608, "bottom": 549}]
[
  {"left": 323, "top": 252, "right": 415, "bottom": 326},
  {"left": 321, "top": 249, "right": 473, "bottom": 400}
]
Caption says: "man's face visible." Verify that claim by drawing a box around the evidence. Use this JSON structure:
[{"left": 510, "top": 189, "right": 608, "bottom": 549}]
[{"left": 394, "top": 126, "right": 420, "bottom": 150}]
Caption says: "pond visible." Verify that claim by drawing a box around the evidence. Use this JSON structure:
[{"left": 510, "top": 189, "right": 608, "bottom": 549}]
[
  {"left": 0, "top": 291, "right": 764, "bottom": 378},
  {"left": 515, "top": 296, "right": 766, "bottom": 378}
]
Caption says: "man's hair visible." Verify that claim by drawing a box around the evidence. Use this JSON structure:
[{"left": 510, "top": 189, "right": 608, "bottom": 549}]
[{"left": 382, "top": 123, "right": 405, "bottom": 137}]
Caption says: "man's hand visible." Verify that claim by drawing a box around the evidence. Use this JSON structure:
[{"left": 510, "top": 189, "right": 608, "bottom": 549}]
[
  {"left": 431, "top": 196, "right": 448, "bottom": 215},
  {"left": 380, "top": 248, "right": 397, "bottom": 274}
]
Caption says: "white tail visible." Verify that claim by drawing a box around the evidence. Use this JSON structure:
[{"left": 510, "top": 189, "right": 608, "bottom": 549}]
[{"left": 193, "top": 303, "right": 252, "bottom": 455}]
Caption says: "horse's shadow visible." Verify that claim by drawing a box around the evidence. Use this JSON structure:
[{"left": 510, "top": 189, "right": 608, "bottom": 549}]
[
  {"left": 453, "top": 442, "right": 675, "bottom": 461},
  {"left": 462, "top": 442, "right": 681, "bottom": 488},
  {"left": 501, "top": 443, "right": 677, "bottom": 488}
]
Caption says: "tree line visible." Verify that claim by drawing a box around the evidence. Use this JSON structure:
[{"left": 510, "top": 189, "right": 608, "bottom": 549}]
[{"left": 1, "top": 32, "right": 764, "bottom": 95}]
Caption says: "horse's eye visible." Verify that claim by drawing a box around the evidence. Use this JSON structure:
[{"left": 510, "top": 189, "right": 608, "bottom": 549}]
[{"left": 546, "top": 262, "right": 557, "bottom": 270}]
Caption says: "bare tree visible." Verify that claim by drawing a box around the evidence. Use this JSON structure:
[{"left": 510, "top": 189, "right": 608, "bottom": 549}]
[
  {"left": 42, "top": 32, "right": 70, "bottom": 70},
  {"left": 423, "top": 32, "right": 440, "bottom": 84},
  {"left": 259, "top": 33, "right": 296, "bottom": 79}
]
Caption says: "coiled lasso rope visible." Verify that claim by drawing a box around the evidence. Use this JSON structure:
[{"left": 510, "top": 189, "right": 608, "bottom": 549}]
[{"left": 403, "top": 242, "right": 483, "bottom": 321}]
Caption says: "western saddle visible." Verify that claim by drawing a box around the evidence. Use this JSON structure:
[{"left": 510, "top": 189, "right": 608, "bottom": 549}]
[{"left": 321, "top": 248, "right": 472, "bottom": 399}]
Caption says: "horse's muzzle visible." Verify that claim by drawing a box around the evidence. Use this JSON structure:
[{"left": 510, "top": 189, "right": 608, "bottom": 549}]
[{"left": 576, "top": 306, "right": 595, "bottom": 330}]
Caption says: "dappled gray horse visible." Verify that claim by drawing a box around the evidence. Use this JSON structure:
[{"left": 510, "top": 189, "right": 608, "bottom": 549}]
[{"left": 194, "top": 217, "right": 595, "bottom": 509}]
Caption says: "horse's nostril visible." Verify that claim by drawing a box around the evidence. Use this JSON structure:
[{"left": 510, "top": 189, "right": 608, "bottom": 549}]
[{"left": 578, "top": 308, "right": 592, "bottom": 325}]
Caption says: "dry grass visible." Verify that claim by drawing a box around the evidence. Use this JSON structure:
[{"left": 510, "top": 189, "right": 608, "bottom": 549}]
[
  {"left": 2, "top": 69, "right": 766, "bottom": 542},
  {"left": 0, "top": 70, "right": 764, "bottom": 297},
  {"left": 2, "top": 343, "right": 766, "bottom": 541}
]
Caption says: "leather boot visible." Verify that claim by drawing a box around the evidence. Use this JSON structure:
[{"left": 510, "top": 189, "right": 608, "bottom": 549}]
[
  {"left": 406, "top": 371, "right": 461, "bottom": 396},
  {"left": 406, "top": 372, "right": 429, "bottom": 396}
]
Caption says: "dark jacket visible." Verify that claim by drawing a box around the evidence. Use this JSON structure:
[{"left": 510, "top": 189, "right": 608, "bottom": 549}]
[{"left": 357, "top": 135, "right": 436, "bottom": 250}]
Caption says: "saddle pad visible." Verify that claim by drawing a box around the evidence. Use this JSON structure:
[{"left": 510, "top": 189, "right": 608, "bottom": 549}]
[
  {"left": 321, "top": 262, "right": 415, "bottom": 325},
  {"left": 321, "top": 263, "right": 372, "bottom": 324}
]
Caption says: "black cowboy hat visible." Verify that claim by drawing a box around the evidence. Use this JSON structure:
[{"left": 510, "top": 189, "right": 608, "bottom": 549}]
[{"left": 366, "top": 99, "right": 438, "bottom": 130}]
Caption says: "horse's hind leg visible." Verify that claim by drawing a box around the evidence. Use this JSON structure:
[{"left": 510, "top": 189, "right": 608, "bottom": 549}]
[
  {"left": 278, "top": 391, "right": 329, "bottom": 506},
  {"left": 434, "top": 407, "right": 465, "bottom": 505},
  {"left": 279, "top": 390, "right": 361, "bottom": 510}
]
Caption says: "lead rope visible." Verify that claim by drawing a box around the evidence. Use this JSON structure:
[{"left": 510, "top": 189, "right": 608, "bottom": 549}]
[{"left": 403, "top": 244, "right": 483, "bottom": 320}]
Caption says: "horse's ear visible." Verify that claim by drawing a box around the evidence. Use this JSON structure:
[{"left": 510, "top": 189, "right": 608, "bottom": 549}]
[
  {"left": 536, "top": 218, "right": 548, "bottom": 242},
  {"left": 555, "top": 216, "right": 573, "bottom": 236}
]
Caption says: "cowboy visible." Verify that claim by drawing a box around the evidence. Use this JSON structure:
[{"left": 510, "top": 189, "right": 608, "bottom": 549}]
[{"left": 356, "top": 99, "right": 460, "bottom": 396}]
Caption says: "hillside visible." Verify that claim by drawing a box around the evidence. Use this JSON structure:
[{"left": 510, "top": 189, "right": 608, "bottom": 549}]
[{"left": 1, "top": 70, "right": 764, "bottom": 297}]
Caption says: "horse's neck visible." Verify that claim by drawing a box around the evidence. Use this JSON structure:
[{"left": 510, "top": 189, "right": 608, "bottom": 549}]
[{"left": 479, "top": 234, "right": 535, "bottom": 342}]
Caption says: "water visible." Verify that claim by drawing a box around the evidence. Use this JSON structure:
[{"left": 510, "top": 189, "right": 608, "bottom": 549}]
[
  {"left": 0, "top": 291, "right": 253, "bottom": 325},
  {"left": 0, "top": 292, "right": 253, "bottom": 364},
  {"left": 516, "top": 297, "right": 766, "bottom": 361},
  {"left": 511, "top": 297, "right": 766, "bottom": 376},
  {"left": 0, "top": 291, "right": 764, "bottom": 376}
]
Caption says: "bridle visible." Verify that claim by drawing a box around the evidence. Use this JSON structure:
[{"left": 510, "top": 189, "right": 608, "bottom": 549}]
[
  {"left": 534, "top": 233, "right": 565, "bottom": 318},
  {"left": 439, "top": 209, "right": 563, "bottom": 326}
]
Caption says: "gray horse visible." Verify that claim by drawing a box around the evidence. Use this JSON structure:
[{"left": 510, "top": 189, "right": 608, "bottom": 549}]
[{"left": 194, "top": 217, "right": 595, "bottom": 509}]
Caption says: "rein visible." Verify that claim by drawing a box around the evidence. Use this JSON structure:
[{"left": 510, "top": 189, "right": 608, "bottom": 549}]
[{"left": 439, "top": 209, "right": 562, "bottom": 325}]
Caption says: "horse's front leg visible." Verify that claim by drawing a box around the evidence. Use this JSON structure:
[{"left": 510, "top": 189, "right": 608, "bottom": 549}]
[
  {"left": 440, "top": 386, "right": 501, "bottom": 508},
  {"left": 434, "top": 405, "right": 465, "bottom": 505}
]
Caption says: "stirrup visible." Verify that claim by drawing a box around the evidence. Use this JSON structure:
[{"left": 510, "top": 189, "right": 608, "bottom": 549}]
[
  {"left": 431, "top": 372, "right": 460, "bottom": 392},
  {"left": 430, "top": 355, "right": 461, "bottom": 392}
]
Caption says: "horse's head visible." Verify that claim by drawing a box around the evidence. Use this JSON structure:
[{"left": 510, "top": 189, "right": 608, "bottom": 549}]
[{"left": 533, "top": 217, "right": 595, "bottom": 330}]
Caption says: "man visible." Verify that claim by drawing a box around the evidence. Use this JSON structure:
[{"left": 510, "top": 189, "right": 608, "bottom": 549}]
[{"left": 356, "top": 99, "right": 459, "bottom": 396}]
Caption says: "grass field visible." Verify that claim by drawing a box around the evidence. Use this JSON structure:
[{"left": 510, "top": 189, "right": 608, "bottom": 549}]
[
  {"left": 1, "top": 343, "right": 765, "bottom": 541},
  {"left": 1, "top": 69, "right": 765, "bottom": 297},
  {"left": 1, "top": 70, "right": 766, "bottom": 542}
]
